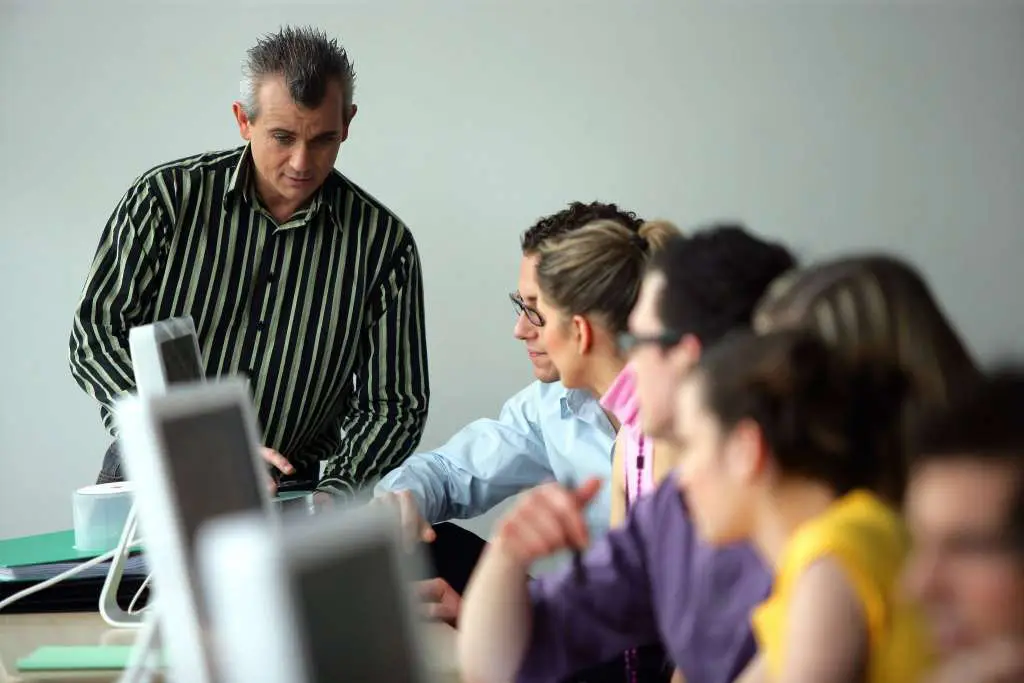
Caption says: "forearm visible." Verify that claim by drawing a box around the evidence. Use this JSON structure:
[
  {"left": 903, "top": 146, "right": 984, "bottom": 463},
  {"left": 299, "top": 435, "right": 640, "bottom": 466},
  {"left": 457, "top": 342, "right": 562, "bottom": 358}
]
[
  {"left": 374, "top": 453, "right": 452, "bottom": 523},
  {"left": 69, "top": 296, "right": 140, "bottom": 433},
  {"left": 321, "top": 233, "right": 430, "bottom": 494},
  {"left": 376, "top": 442, "right": 547, "bottom": 523},
  {"left": 458, "top": 541, "right": 533, "bottom": 683},
  {"left": 319, "top": 405, "right": 427, "bottom": 493}
]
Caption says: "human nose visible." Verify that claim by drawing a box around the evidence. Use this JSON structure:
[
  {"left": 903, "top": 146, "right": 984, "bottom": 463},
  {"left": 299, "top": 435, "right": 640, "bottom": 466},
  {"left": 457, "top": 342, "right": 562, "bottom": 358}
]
[{"left": 513, "top": 311, "right": 535, "bottom": 340}]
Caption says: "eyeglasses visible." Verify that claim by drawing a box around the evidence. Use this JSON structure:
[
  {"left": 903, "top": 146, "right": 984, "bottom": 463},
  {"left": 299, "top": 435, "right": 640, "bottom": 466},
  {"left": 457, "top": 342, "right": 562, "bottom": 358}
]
[
  {"left": 510, "top": 292, "right": 545, "bottom": 327},
  {"left": 617, "top": 330, "right": 685, "bottom": 353}
]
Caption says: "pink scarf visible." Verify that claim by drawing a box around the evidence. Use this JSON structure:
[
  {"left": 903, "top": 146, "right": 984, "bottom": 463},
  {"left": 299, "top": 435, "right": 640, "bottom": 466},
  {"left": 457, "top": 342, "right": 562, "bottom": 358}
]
[{"left": 600, "top": 363, "right": 653, "bottom": 508}]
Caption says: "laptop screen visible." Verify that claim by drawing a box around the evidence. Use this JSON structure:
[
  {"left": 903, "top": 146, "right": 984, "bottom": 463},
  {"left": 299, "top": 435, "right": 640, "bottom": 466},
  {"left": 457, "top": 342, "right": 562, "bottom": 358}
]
[
  {"left": 159, "top": 405, "right": 264, "bottom": 611},
  {"left": 291, "top": 539, "right": 423, "bottom": 683},
  {"left": 159, "top": 335, "right": 203, "bottom": 385}
]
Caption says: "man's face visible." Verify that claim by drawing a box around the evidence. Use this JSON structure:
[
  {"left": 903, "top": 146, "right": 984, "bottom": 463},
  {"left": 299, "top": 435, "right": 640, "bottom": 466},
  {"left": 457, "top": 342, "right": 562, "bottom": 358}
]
[
  {"left": 512, "top": 253, "right": 558, "bottom": 382},
  {"left": 233, "top": 75, "right": 355, "bottom": 217},
  {"left": 627, "top": 273, "right": 698, "bottom": 439},
  {"left": 903, "top": 459, "right": 1024, "bottom": 654}
]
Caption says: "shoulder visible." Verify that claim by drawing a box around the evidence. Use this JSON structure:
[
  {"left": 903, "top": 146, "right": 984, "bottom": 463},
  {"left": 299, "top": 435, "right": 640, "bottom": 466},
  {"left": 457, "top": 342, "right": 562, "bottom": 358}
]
[
  {"left": 500, "top": 380, "right": 569, "bottom": 421},
  {"left": 633, "top": 478, "right": 691, "bottom": 539},
  {"left": 781, "top": 492, "right": 910, "bottom": 637},
  {"left": 122, "top": 147, "right": 244, "bottom": 209},
  {"left": 784, "top": 491, "right": 908, "bottom": 579},
  {"left": 134, "top": 147, "right": 243, "bottom": 189},
  {"left": 325, "top": 170, "right": 415, "bottom": 248}
]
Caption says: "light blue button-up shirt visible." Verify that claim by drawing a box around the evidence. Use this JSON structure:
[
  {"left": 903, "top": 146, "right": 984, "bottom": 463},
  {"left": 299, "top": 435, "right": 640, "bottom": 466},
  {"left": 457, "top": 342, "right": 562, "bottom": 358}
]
[{"left": 375, "top": 380, "right": 617, "bottom": 539}]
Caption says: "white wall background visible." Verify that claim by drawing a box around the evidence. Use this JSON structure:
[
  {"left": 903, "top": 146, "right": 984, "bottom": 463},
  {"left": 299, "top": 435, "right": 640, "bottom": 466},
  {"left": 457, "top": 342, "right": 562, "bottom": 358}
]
[{"left": 1, "top": 1, "right": 1022, "bottom": 540}]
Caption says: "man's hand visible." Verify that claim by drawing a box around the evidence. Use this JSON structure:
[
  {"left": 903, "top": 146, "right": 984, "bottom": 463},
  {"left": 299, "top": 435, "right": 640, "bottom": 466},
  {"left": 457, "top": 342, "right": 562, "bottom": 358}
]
[
  {"left": 260, "top": 446, "right": 294, "bottom": 495},
  {"left": 375, "top": 490, "right": 436, "bottom": 545},
  {"left": 416, "top": 578, "right": 461, "bottom": 627},
  {"left": 493, "top": 477, "right": 602, "bottom": 569},
  {"left": 922, "top": 639, "right": 1024, "bottom": 683}
]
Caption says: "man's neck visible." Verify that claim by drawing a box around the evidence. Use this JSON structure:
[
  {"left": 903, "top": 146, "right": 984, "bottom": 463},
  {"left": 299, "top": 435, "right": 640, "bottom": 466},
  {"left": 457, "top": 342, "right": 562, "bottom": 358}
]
[{"left": 254, "top": 176, "right": 316, "bottom": 224}]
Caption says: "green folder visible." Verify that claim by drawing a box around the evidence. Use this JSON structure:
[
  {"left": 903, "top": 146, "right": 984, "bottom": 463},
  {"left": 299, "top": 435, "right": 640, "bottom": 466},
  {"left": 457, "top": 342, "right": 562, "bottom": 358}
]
[
  {"left": 0, "top": 529, "right": 145, "bottom": 582},
  {"left": 0, "top": 530, "right": 101, "bottom": 568},
  {"left": 17, "top": 645, "right": 136, "bottom": 671}
]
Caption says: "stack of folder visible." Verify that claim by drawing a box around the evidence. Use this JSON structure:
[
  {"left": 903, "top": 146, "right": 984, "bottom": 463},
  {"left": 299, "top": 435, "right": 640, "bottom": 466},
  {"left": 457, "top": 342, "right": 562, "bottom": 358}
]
[{"left": 0, "top": 530, "right": 149, "bottom": 613}]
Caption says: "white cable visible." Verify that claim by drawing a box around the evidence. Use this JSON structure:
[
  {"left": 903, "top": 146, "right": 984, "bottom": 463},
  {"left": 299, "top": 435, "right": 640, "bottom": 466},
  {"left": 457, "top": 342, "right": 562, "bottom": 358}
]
[
  {"left": 0, "top": 533, "right": 145, "bottom": 613},
  {"left": 127, "top": 573, "right": 152, "bottom": 615},
  {"left": 0, "top": 548, "right": 119, "bottom": 613}
]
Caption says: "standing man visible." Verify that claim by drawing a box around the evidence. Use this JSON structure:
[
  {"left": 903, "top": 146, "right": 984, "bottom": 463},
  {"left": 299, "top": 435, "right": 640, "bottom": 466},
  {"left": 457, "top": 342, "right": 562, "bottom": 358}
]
[{"left": 69, "top": 26, "right": 429, "bottom": 496}]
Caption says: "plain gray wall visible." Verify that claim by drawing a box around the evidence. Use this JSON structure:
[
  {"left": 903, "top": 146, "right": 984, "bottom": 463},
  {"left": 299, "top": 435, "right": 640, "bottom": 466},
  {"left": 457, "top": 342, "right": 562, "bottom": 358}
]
[{"left": 1, "top": 2, "right": 1022, "bottom": 541}]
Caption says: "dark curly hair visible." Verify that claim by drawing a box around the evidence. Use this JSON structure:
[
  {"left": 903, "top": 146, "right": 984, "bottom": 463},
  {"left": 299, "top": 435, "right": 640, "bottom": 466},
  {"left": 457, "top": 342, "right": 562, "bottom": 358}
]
[
  {"left": 696, "top": 328, "right": 912, "bottom": 496},
  {"left": 646, "top": 223, "right": 797, "bottom": 345},
  {"left": 520, "top": 201, "right": 643, "bottom": 253}
]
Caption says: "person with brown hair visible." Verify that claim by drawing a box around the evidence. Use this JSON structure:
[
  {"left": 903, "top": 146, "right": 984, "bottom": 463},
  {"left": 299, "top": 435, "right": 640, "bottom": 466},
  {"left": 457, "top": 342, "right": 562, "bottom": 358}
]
[
  {"left": 535, "top": 219, "right": 682, "bottom": 527},
  {"left": 675, "top": 328, "right": 936, "bottom": 683},
  {"left": 534, "top": 218, "right": 681, "bottom": 683},
  {"left": 752, "top": 253, "right": 981, "bottom": 502}
]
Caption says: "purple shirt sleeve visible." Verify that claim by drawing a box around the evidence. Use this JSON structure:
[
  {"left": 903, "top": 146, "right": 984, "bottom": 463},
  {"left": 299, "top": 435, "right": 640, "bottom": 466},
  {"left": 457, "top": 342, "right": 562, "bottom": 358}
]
[{"left": 517, "top": 498, "right": 661, "bottom": 683}]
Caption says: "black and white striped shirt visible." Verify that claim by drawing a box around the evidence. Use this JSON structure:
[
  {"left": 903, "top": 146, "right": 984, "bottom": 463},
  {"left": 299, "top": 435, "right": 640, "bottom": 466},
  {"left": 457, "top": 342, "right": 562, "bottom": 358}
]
[{"left": 69, "top": 145, "right": 430, "bottom": 494}]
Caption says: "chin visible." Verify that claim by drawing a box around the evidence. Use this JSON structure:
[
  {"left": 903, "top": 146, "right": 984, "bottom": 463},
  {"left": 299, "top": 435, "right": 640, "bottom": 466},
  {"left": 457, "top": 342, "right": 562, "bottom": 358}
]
[{"left": 532, "top": 367, "right": 560, "bottom": 384}]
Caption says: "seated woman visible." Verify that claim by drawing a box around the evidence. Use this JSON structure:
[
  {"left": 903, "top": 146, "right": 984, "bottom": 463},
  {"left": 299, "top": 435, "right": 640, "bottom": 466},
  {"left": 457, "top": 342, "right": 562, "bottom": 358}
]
[
  {"left": 534, "top": 219, "right": 683, "bottom": 527},
  {"left": 752, "top": 253, "right": 981, "bottom": 502},
  {"left": 675, "top": 328, "right": 936, "bottom": 683},
  {"left": 533, "top": 216, "right": 680, "bottom": 683}
]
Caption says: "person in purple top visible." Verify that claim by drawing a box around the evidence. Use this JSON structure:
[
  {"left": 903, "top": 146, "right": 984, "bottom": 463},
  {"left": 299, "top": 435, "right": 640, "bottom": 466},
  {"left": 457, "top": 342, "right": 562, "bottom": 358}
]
[{"left": 457, "top": 225, "right": 796, "bottom": 683}]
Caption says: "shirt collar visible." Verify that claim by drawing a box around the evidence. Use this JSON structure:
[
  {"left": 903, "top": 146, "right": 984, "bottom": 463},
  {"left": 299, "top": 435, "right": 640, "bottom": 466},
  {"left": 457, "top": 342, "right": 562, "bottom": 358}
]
[
  {"left": 224, "top": 143, "right": 328, "bottom": 226},
  {"left": 560, "top": 386, "right": 596, "bottom": 418}
]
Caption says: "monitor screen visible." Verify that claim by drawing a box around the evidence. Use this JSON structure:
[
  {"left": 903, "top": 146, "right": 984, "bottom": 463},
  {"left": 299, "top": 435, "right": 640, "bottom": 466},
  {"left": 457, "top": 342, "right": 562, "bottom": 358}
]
[
  {"left": 292, "top": 540, "right": 422, "bottom": 683},
  {"left": 159, "top": 405, "right": 264, "bottom": 610},
  {"left": 159, "top": 336, "right": 203, "bottom": 385}
]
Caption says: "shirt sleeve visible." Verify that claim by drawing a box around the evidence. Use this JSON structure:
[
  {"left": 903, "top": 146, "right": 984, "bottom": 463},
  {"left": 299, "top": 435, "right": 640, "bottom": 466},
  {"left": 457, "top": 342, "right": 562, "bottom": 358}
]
[
  {"left": 516, "top": 497, "right": 661, "bottom": 683},
  {"left": 374, "top": 385, "right": 555, "bottom": 523},
  {"left": 69, "top": 176, "right": 169, "bottom": 435},
  {"left": 319, "top": 226, "right": 430, "bottom": 494}
]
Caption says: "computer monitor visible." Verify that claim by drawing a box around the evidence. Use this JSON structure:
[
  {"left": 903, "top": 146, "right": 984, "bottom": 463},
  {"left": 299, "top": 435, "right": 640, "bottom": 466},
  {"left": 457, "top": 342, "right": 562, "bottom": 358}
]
[
  {"left": 128, "top": 315, "right": 204, "bottom": 396},
  {"left": 114, "top": 377, "right": 272, "bottom": 683},
  {"left": 197, "top": 502, "right": 434, "bottom": 683}
]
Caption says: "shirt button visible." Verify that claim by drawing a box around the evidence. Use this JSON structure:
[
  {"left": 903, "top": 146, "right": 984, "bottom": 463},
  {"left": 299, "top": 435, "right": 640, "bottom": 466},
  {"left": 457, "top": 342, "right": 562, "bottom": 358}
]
[{"left": 255, "top": 321, "right": 265, "bottom": 331}]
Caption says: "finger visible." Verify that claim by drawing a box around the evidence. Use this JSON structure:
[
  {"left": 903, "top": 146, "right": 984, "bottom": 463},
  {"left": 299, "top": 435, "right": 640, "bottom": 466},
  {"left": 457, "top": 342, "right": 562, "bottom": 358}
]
[
  {"left": 264, "top": 473, "right": 278, "bottom": 496},
  {"left": 419, "top": 599, "right": 457, "bottom": 624},
  {"left": 539, "top": 485, "right": 590, "bottom": 549},
  {"left": 574, "top": 477, "right": 603, "bottom": 506},
  {"left": 261, "top": 447, "right": 295, "bottom": 474},
  {"left": 517, "top": 499, "right": 572, "bottom": 556},
  {"left": 396, "top": 492, "right": 435, "bottom": 543},
  {"left": 415, "top": 578, "right": 446, "bottom": 601}
]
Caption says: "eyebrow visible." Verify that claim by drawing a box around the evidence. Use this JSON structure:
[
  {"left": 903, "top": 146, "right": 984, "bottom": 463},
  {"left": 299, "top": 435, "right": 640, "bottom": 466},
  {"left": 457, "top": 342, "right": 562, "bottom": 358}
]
[{"left": 269, "top": 128, "right": 341, "bottom": 141}]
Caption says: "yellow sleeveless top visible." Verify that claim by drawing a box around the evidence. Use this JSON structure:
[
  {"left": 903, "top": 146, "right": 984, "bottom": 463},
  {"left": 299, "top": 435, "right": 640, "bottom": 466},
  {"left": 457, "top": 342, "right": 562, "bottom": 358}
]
[{"left": 751, "top": 490, "right": 934, "bottom": 682}]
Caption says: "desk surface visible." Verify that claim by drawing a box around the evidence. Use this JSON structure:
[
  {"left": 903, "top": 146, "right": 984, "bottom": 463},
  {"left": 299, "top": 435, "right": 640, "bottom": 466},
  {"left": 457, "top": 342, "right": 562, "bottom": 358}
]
[{"left": 0, "top": 612, "right": 460, "bottom": 683}]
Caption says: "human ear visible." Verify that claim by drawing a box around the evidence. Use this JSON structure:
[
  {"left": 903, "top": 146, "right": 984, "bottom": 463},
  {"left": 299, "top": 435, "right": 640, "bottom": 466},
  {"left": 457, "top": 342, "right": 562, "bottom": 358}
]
[
  {"left": 572, "top": 315, "right": 592, "bottom": 355},
  {"left": 726, "top": 419, "right": 768, "bottom": 483}
]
